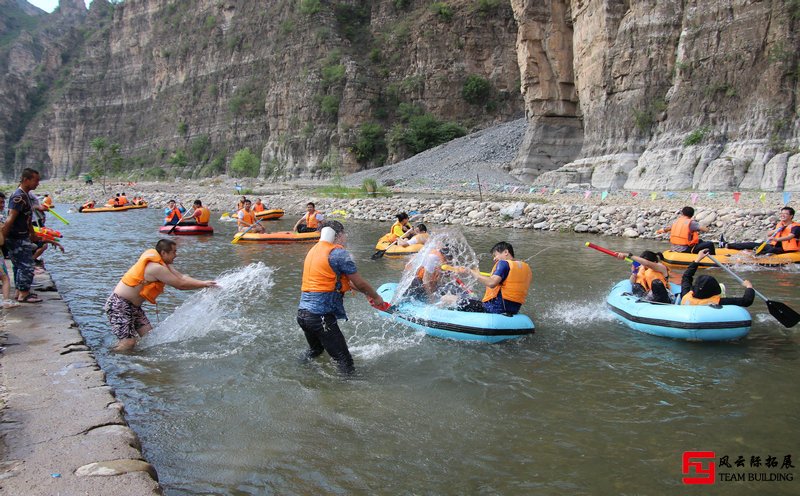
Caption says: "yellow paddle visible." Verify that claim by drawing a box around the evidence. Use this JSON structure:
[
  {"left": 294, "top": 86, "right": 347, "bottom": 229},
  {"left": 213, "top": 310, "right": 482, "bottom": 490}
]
[
  {"left": 754, "top": 228, "right": 781, "bottom": 255},
  {"left": 440, "top": 264, "right": 491, "bottom": 277},
  {"left": 47, "top": 208, "right": 70, "bottom": 225},
  {"left": 231, "top": 219, "right": 262, "bottom": 244}
]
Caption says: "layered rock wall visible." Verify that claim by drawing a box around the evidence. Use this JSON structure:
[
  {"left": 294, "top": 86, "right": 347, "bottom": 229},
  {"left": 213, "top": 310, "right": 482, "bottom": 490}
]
[{"left": 515, "top": 0, "right": 800, "bottom": 191}]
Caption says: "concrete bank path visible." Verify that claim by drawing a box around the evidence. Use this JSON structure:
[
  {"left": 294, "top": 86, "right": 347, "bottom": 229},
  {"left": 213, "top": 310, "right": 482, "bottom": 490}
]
[{"left": 0, "top": 268, "right": 161, "bottom": 495}]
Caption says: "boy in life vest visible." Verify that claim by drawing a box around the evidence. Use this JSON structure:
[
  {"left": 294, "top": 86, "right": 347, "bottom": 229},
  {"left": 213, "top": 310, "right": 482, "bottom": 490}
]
[
  {"left": 163, "top": 199, "right": 185, "bottom": 225},
  {"left": 679, "top": 249, "right": 754, "bottom": 307},
  {"left": 616, "top": 250, "right": 672, "bottom": 303},
  {"left": 656, "top": 206, "right": 715, "bottom": 254},
  {"left": 237, "top": 199, "right": 264, "bottom": 233},
  {"left": 720, "top": 206, "right": 799, "bottom": 254},
  {"left": 78, "top": 199, "right": 96, "bottom": 212},
  {"left": 297, "top": 221, "right": 384, "bottom": 374},
  {"left": 397, "top": 223, "right": 429, "bottom": 247},
  {"left": 455, "top": 242, "right": 532, "bottom": 315},
  {"left": 294, "top": 202, "right": 325, "bottom": 233},
  {"left": 180, "top": 199, "right": 212, "bottom": 226},
  {"left": 106, "top": 239, "right": 217, "bottom": 351},
  {"left": 253, "top": 198, "right": 266, "bottom": 212}
]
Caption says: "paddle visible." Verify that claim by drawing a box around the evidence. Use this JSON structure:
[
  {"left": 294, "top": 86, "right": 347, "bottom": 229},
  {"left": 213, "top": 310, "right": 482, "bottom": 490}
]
[
  {"left": 706, "top": 254, "right": 799, "bottom": 328},
  {"left": 754, "top": 227, "right": 782, "bottom": 255},
  {"left": 46, "top": 208, "right": 70, "bottom": 225},
  {"left": 167, "top": 205, "right": 192, "bottom": 235},
  {"left": 371, "top": 228, "right": 414, "bottom": 260},
  {"left": 231, "top": 219, "right": 262, "bottom": 244},
  {"left": 585, "top": 242, "right": 634, "bottom": 263},
  {"left": 440, "top": 264, "right": 491, "bottom": 277}
]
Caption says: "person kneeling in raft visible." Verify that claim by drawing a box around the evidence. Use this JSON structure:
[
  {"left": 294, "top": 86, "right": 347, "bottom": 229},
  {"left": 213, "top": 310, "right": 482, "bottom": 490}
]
[
  {"left": 454, "top": 241, "right": 532, "bottom": 315},
  {"left": 679, "top": 249, "right": 754, "bottom": 307},
  {"left": 616, "top": 250, "right": 672, "bottom": 304},
  {"left": 297, "top": 221, "right": 385, "bottom": 374},
  {"left": 106, "top": 239, "right": 218, "bottom": 351}
]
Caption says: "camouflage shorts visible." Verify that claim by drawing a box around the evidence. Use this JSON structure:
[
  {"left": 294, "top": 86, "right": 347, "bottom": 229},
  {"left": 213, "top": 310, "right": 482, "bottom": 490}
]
[
  {"left": 5, "top": 238, "right": 35, "bottom": 292},
  {"left": 105, "top": 293, "right": 151, "bottom": 340}
]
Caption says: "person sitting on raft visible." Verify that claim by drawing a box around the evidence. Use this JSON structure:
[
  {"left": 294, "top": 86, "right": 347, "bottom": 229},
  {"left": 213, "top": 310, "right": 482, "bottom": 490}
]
[
  {"left": 178, "top": 200, "right": 211, "bottom": 226},
  {"left": 235, "top": 196, "right": 247, "bottom": 213},
  {"left": 397, "top": 223, "right": 429, "bottom": 247},
  {"left": 679, "top": 249, "right": 754, "bottom": 306},
  {"left": 405, "top": 244, "right": 467, "bottom": 303},
  {"left": 616, "top": 250, "right": 672, "bottom": 304},
  {"left": 238, "top": 199, "right": 264, "bottom": 233},
  {"left": 720, "top": 206, "right": 799, "bottom": 255},
  {"left": 455, "top": 242, "right": 532, "bottom": 315},
  {"left": 294, "top": 202, "right": 324, "bottom": 233},
  {"left": 118, "top": 192, "right": 129, "bottom": 205},
  {"left": 106, "top": 239, "right": 217, "bottom": 351},
  {"left": 253, "top": 198, "right": 266, "bottom": 212},
  {"left": 78, "top": 200, "right": 96, "bottom": 212},
  {"left": 163, "top": 199, "right": 186, "bottom": 226},
  {"left": 656, "top": 206, "right": 715, "bottom": 254},
  {"left": 386, "top": 212, "right": 412, "bottom": 242}
]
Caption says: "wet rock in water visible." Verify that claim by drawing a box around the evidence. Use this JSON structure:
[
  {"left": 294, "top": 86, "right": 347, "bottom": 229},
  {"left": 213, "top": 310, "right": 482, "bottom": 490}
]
[{"left": 75, "top": 460, "right": 158, "bottom": 480}]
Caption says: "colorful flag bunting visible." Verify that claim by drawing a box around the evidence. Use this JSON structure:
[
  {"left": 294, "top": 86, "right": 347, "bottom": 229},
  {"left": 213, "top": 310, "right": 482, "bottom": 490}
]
[
  {"left": 691, "top": 193, "right": 699, "bottom": 204},
  {"left": 733, "top": 192, "right": 741, "bottom": 203},
  {"left": 650, "top": 192, "right": 658, "bottom": 201},
  {"left": 601, "top": 191, "right": 609, "bottom": 201},
  {"left": 759, "top": 192, "right": 766, "bottom": 203},
  {"left": 783, "top": 192, "right": 791, "bottom": 204},
  {"left": 631, "top": 191, "right": 638, "bottom": 198},
  {"left": 584, "top": 190, "right": 592, "bottom": 199}
]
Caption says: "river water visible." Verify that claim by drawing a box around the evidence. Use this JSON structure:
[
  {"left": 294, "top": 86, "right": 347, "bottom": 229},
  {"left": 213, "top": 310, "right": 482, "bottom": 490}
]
[{"left": 47, "top": 208, "right": 799, "bottom": 495}]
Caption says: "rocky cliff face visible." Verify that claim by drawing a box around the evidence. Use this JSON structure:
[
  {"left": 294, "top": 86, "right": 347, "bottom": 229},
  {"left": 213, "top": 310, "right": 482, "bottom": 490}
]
[
  {"left": 5, "top": 0, "right": 523, "bottom": 181},
  {"left": 511, "top": 0, "right": 800, "bottom": 191}
]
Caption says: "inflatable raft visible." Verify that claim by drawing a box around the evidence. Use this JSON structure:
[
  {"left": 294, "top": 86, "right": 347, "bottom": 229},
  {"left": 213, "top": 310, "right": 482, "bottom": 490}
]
[
  {"left": 375, "top": 283, "right": 535, "bottom": 343},
  {"left": 234, "top": 230, "right": 320, "bottom": 244},
  {"left": 374, "top": 234, "right": 424, "bottom": 257},
  {"left": 79, "top": 203, "right": 148, "bottom": 213},
  {"left": 606, "top": 279, "right": 751, "bottom": 341},
  {"left": 662, "top": 248, "right": 800, "bottom": 268},
  {"left": 254, "top": 208, "right": 285, "bottom": 220},
  {"left": 158, "top": 224, "right": 214, "bottom": 235}
]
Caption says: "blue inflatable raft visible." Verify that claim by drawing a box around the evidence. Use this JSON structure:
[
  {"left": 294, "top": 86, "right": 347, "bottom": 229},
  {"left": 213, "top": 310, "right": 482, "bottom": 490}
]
[
  {"left": 375, "top": 283, "right": 535, "bottom": 343},
  {"left": 606, "top": 280, "right": 751, "bottom": 341}
]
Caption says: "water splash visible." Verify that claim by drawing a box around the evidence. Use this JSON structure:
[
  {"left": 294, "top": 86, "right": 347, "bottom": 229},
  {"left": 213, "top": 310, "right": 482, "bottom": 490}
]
[
  {"left": 139, "top": 262, "right": 275, "bottom": 350},
  {"left": 392, "top": 229, "right": 478, "bottom": 307},
  {"left": 541, "top": 300, "right": 615, "bottom": 327}
]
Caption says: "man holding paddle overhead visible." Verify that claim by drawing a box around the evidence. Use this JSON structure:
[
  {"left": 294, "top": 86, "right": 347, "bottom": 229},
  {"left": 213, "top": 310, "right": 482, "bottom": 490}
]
[
  {"left": 106, "top": 239, "right": 217, "bottom": 351},
  {"left": 720, "top": 206, "right": 799, "bottom": 255},
  {"left": 296, "top": 221, "right": 384, "bottom": 374}
]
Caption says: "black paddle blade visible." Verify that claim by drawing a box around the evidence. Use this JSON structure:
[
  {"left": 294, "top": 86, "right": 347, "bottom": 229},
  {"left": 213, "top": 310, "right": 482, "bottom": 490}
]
[
  {"left": 371, "top": 249, "right": 386, "bottom": 260},
  {"left": 766, "top": 300, "right": 800, "bottom": 328}
]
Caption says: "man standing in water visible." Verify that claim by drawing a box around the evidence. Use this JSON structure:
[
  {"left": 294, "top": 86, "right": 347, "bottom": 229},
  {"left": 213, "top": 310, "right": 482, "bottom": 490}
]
[
  {"left": 106, "top": 239, "right": 217, "bottom": 351},
  {"left": 297, "top": 220, "right": 385, "bottom": 374}
]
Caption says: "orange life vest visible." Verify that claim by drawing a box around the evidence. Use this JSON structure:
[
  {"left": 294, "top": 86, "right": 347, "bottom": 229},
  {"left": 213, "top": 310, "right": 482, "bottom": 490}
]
[
  {"left": 253, "top": 203, "right": 265, "bottom": 212},
  {"left": 43, "top": 196, "right": 53, "bottom": 208},
  {"left": 635, "top": 267, "right": 669, "bottom": 292},
  {"left": 120, "top": 249, "right": 167, "bottom": 304},
  {"left": 165, "top": 207, "right": 182, "bottom": 224},
  {"left": 681, "top": 291, "right": 721, "bottom": 306},
  {"left": 239, "top": 209, "right": 255, "bottom": 226},
  {"left": 305, "top": 211, "right": 320, "bottom": 229},
  {"left": 772, "top": 221, "right": 800, "bottom": 252},
  {"left": 669, "top": 217, "right": 699, "bottom": 247},
  {"left": 107, "top": 198, "right": 117, "bottom": 206},
  {"left": 195, "top": 207, "right": 211, "bottom": 225},
  {"left": 82, "top": 201, "right": 95, "bottom": 209},
  {"left": 482, "top": 260, "right": 532, "bottom": 305},
  {"left": 301, "top": 241, "right": 352, "bottom": 293},
  {"left": 118, "top": 195, "right": 128, "bottom": 205},
  {"left": 413, "top": 250, "right": 446, "bottom": 281}
]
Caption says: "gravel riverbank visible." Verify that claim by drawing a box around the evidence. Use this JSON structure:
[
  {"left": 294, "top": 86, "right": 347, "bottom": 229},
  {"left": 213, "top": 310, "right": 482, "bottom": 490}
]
[{"left": 34, "top": 178, "right": 797, "bottom": 247}]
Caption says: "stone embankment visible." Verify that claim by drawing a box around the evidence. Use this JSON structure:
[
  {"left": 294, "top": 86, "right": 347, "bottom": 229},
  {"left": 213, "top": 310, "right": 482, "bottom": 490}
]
[
  {"left": 0, "top": 270, "right": 161, "bottom": 494},
  {"left": 43, "top": 179, "right": 796, "bottom": 245}
]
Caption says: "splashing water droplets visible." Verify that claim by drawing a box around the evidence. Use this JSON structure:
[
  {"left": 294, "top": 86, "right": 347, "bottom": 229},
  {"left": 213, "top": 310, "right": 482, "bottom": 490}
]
[{"left": 140, "top": 262, "right": 275, "bottom": 349}]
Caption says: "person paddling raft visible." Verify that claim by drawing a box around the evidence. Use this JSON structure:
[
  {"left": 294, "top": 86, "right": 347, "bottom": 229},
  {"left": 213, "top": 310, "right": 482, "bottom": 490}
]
[
  {"left": 297, "top": 221, "right": 385, "bottom": 374},
  {"left": 78, "top": 200, "right": 96, "bottom": 212},
  {"left": 178, "top": 199, "right": 211, "bottom": 226},
  {"left": 455, "top": 241, "right": 532, "bottom": 315},
  {"left": 163, "top": 199, "right": 185, "bottom": 225},
  {"left": 720, "top": 206, "right": 799, "bottom": 254},
  {"left": 656, "top": 206, "right": 716, "bottom": 254},
  {"left": 386, "top": 212, "right": 412, "bottom": 242},
  {"left": 106, "top": 239, "right": 218, "bottom": 351},
  {"left": 294, "top": 202, "right": 324, "bottom": 233},
  {"left": 679, "top": 249, "right": 754, "bottom": 307},
  {"left": 238, "top": 199, "right": 264, "bottom": 233}
]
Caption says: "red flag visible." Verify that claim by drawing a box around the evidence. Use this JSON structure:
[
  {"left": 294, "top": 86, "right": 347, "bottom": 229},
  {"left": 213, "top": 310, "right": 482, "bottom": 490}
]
[
  {"left": 733, "top": 192, "right": 741, "bottom": 203},
  {"left": 631, "top": 191, "right": 638, "bottom": 197}
]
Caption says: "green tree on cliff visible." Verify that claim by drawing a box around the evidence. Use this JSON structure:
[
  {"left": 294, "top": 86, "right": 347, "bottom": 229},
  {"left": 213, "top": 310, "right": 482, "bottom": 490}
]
[
  {"left": 88, "top": 137, "right": 123, "bottom": 194},
  {"left": 230, "top": 147, "right": 261, "bottom": 177}
]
